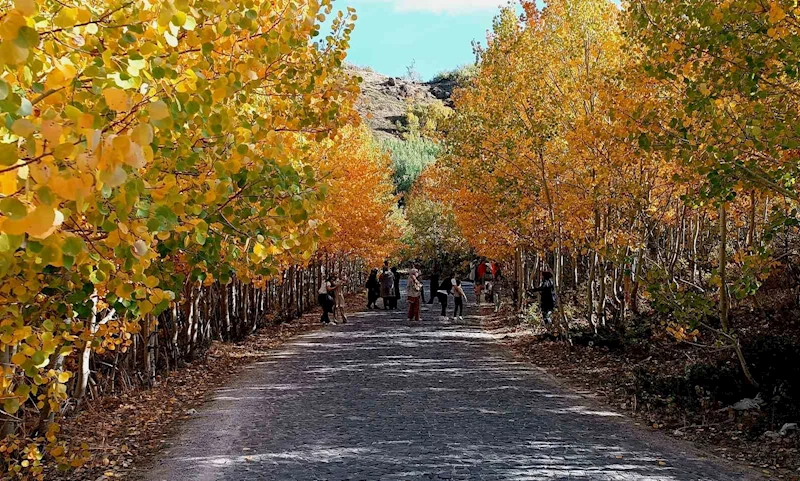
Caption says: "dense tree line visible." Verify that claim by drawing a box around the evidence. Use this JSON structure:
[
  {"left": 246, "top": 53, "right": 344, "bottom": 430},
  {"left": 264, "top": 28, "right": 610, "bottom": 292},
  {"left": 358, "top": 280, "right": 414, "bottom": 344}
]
[
  {"left": 426, "top": 0, "right": 800, "bottom": 388},
  {"left": 0, "top": 0, "right": 397, "bottom": 477}
]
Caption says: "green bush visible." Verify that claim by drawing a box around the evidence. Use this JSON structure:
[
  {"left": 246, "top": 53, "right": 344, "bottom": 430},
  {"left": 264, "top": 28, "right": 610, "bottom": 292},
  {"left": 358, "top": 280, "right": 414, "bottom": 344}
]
[
  {"left": 382, "top": 135, "right": 440, "bottom": 193},
  {"left": 431, "top": 64, "right": 478, "bottom": 84}
]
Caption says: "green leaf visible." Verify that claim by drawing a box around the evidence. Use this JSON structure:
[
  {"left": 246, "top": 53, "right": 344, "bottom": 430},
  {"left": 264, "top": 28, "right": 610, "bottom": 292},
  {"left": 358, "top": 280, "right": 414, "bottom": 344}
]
[
  {"left": 3, "top": 398, "right": 20, "bottom": 414},
  {"left": 0, "top": 198, "right": 26, "bottom": 219},
  {"left": 31, "top": 351, "right": 46, "bottom": 367},
  {"left": 62, "top": 237, "right": 85, "bottom": 256},
  {"left": 14, "top": 26, "right": 39, "bottom": 49}
]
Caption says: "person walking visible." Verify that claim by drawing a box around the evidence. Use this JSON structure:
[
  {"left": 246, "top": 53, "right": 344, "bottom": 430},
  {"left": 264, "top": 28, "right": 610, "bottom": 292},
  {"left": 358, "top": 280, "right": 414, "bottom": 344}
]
[
  {"left": 530, "top": 271, "right": 557, "bottom": 325},
  {"left": 407, "top": 271, "right": 423, "bottom": 322},
  {"left": 333, "top": 275, "right": 349, "bottom": 324},
  {"left": 366, "top": 268, "right": 380, "bottom": 309},
  {"left": 318, "top": 275, "right": 336, "bottom": 325},
  {"left": 379, "top": 266, "right": 394, "bottom": 310},
  {"left": 391, "top": 266, "right": 401, "bottom": 310},
  {"left": 453, "top": 278, "right": 467, "bottom": 322},
  {"left": 436, "top": 273, "right": 455, "bottom": 320}
]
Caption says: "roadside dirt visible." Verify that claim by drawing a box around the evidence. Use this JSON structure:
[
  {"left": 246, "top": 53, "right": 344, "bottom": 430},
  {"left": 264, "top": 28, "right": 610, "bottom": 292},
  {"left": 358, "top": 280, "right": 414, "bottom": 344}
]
[
  {"left": 482, "top": 311, "right": 800, "bottom": 481},
  {"left": 50, "top": 294, "right": 367, "bottom": 481}
]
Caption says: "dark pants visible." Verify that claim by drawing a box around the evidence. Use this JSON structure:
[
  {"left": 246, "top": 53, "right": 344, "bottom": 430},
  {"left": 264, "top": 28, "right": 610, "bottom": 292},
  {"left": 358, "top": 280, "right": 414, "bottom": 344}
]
[
  {"left": 437, "top": 292, "right": 448, "bottom": 316},
  {"left": 368, "top": 290, "right": 379, "bottom": 308},
  {"left": 319, "top": 294, "right": 332, "bottom": 324},
  {"left": 428, "top": 277, "right": 439, "bottom": 304},
  {"left": 453, "top": 297, "right": 463, "bottom": 317}
]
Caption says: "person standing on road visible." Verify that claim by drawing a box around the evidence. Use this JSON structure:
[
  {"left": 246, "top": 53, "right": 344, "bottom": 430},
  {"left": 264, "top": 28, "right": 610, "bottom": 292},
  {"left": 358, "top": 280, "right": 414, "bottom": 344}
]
[
  {"left": 428, "top": 271, "right": 439, "bottom": 305},
  {"left": 492, "top": 272, "right": 507, "bottom": 313},
  {"left": 529, "top": 271, "right": 557, "bottom": 325},
  {"left": 453, "top": 278, "right": 466, "bottom": 322},
  {"left": 407, "top": 271, "right": 423, "bottom": 322},
  {"left": 366, "top": 268, "right": 380, "bottom": 309},
  {"left": 379, "top": 266, "right": 394, "bottom": 310},
  {"left": 333, "top": 275, "right": 349, "bottom": 324},
  {"left": 436, "top": 273, "right": 455, "bottom": 320},
  {"left": 411, "top": 265, "right": 427, "bottom": 303},
  {"left": 318, "top": 275, "right": 336, "bottom": 325},
  {"left": 475, "top": 261, "right": 486, "bottom": 306},
  {"left": 391, "top": 266, "right": 401, "bottom": 310}
]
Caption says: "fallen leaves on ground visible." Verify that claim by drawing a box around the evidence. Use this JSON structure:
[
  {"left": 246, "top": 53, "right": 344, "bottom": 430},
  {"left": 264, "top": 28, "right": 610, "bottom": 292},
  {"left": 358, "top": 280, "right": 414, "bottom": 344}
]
[
  {"left": 482, "top": 311, "right": 800, "bottom": 481},
  {"left": 49, "top": 292, "right": 367, "bottom": 481}
]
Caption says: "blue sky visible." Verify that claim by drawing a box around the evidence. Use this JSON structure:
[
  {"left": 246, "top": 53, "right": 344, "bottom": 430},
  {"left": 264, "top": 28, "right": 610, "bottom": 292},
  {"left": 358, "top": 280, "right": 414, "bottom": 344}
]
[{"left": 331, "top": 0, "right": 510, "bottom": 81}]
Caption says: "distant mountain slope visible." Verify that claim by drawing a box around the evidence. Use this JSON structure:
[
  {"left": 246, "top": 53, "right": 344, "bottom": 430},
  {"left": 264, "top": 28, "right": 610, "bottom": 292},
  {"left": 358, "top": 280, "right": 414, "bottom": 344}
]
[{"left": 346, "top": 66, "right": 456, "bottom": 141}]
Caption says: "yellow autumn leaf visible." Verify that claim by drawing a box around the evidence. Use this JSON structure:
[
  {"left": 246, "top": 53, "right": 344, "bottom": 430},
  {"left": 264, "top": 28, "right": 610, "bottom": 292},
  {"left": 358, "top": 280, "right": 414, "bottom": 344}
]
[
  {"left": 53, "top": 7, "right": 78, "bottom": 28},
  {"left": 11, "top": 352, "right": 26, "bottom": 365},
  {"left": 11, "top": 119, "right": 36, "bottom": 137},
  {"left": 149, "top": 100, "right": 170, "bottom": 120},
  {"left": 131, "top": 124, "right": 154, "bottom": 146},
  {"left": 0, "top": 170, "right": 19, "bottom": 195},
  {"left": 0, "top": 143, "right": 18, "bottom": 166},
  {"left": 14, "top": 0, "right": 37, "bottom": 16},
  {"left": 99, "top": 165, "right": 127, "bottom": 187},
  {"left": 2, "top": 205, "right": 64, "bottom": 238},
  {"left": 103, "top": 88, "right": 130, "bottom": 112},
  {"left": 41, "top": 120, "right": 63, "bottom": 144}
]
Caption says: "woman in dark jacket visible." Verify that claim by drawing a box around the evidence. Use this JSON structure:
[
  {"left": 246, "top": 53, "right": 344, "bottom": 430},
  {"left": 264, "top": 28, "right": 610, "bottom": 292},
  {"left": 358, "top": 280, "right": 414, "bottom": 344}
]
[
  {"left": 379, "top": 267, "right": 394, "bottom": 310},
  {"left": 530, "top": 271, "right": 556, "bottom": 324},
  {"left": 390, "top": 266, "right": 401, "bottom": 309},
  {"left": 427, "top": 272, "right": 440, "bottom": 305},
  {"left": 366, "top": 269, "right": 380, "bottom": 309}
]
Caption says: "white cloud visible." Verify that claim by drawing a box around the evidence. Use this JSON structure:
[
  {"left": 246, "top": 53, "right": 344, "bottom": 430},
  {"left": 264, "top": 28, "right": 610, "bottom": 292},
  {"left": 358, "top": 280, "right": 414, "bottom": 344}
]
[{"left": 370, "top": 0, "right": 505, "bottom": 14}]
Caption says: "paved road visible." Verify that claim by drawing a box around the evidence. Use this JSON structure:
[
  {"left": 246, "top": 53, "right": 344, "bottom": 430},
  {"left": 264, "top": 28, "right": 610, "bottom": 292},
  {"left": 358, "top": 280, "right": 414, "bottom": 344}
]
[{"left": 142, "top": 282, "right": 757, "bottom": 481}]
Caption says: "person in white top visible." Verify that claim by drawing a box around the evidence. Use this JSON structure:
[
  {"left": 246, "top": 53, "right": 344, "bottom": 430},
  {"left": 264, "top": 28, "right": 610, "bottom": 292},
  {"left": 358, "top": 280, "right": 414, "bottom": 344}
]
[{"left": 318, "top": 276, "right": 336, "bottom": 325}]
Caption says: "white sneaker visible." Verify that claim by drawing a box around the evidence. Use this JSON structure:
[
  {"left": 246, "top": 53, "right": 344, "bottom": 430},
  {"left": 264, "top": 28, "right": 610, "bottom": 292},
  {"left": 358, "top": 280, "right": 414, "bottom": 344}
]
[{"left": 458, "top": 316, "right": 463, "bottom": 322}]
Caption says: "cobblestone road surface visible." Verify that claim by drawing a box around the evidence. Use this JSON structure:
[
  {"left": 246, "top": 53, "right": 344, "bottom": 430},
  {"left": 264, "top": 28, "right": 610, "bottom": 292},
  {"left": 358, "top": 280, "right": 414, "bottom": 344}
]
[{"left": 143, "top": 282, "right": 758, "bottom": 481}]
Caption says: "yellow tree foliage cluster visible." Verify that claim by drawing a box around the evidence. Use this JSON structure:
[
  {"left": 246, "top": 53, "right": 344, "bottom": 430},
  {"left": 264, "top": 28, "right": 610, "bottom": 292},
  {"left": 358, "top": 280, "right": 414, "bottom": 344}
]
[
  {"left": 0, "top": 0, "right": 396, "bottom": 476},
  {"left": 315, "top": 124, "right": 401, "bottom": 265},
  {"left": 431, "top": 0, "right": 800, "bottom": 356}
]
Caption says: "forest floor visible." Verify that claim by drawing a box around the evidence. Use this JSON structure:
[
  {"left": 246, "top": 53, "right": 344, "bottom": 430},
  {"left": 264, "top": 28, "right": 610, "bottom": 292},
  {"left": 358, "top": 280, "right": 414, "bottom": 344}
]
[
  {"left": 483, "top": 310, "right": 800, "bottom": 481},
  {"left": 49, "top": 295, "right": 363, "bottom": 481}
]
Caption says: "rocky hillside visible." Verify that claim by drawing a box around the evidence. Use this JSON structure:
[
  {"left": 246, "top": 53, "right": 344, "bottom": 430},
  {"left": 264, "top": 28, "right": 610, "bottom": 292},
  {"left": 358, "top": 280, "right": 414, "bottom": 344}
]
[{"left": 346, "top": 66, "right": 456, "bottom": 140}]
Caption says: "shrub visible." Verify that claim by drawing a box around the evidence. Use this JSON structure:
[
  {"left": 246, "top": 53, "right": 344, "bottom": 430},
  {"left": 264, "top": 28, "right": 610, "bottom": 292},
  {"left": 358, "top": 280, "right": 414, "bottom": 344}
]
[{"left": 382, "top": 135, "right": 441, "bottom": 193}]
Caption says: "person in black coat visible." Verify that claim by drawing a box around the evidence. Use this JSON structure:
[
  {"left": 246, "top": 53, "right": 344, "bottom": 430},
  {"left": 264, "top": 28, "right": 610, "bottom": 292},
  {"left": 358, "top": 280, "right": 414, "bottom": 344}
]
[
  {"left": 390, "top": 266, "right": 401, "bottom": 309},
  {"left": 529, "top": 271, "right": 557, "bottom": 324},
  {"left": 366, "top": 269, "right": 380, "bottom": 309},
  {"left": 427, "top": 272, "right": 440, "bottom": 305},
  {"left": 436, "top": 273, "right": 455, "bottom": 319}
]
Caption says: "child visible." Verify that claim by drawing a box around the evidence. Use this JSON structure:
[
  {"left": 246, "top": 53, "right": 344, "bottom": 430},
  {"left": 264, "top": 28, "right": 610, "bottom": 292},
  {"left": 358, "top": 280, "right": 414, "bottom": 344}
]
[{"left": 453, "top": 279, "right": 467, "bottom": 322}]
